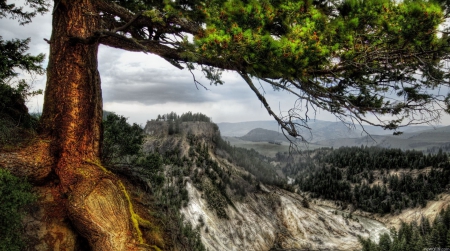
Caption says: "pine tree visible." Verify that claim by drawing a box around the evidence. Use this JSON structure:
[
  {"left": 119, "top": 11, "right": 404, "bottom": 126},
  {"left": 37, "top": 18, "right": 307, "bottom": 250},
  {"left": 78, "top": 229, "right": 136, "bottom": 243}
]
[
  {"left": 419, "top": 216, "right": 431, "bottom": 236},
  {"left": 4, "top": 0, "right": 450, "bottom": 250},
  {"left": 378, "top": 232, "right": 392, "bottom": 251},
  {"left": 446, "top": 230, "right": 450, "bottom": 248},
  {"left": 175, "top": 119, "right": 180, "bottom": 134},
  {"left": 437, "top": 222, "right": 448, "bottom": 247},
  {"left": 102, "top": 113, "right": 144, "bottom": 165},
  {"left": 168, "top": 119, "right": 175, "bottom": 135},
  {"left": 414, "top": 232, "right": 426, "bottom": 251},
  {"left": 429, "top": 228, "right": 441, "bottom": 247},
  {"left": 0, "top": 2, "right": 46, "bottom": 144}
]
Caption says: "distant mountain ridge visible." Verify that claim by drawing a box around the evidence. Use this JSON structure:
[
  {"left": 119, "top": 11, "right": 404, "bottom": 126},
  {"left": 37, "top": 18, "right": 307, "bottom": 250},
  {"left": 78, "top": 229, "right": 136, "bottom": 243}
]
[
  {"left": 217, "top": 120, "right": 281, "bottom": 137},
  {"left": 217, "top": 119, "right": 435, "bottom": 139},
  {"left": 239, "top": 128, "right": 294, "bottom": 143},
  {"left": 218, "top": 120, "right": 363, "bottom": 142},
  {"left": 218, "top": 120, "right": 447, "bottom": 151},
  {"left": 316, "top": 125, "right": 450, "bottom": 151}
]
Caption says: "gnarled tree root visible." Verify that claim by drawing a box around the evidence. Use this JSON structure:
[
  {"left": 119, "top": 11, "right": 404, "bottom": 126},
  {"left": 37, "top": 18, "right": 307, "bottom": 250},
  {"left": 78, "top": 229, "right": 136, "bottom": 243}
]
[
  {"left": 0, "top": 140, "right": 54, "bottom": 184},
  {"left": 0, "top": 142, "right": 153, "bottom": 251}
]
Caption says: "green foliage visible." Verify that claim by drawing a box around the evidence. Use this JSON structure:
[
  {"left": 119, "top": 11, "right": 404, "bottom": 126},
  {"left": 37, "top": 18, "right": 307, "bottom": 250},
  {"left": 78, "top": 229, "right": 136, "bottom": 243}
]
[
  {"left": 202, "top": 178, "right": 229, "bottom": 219},
  {"left": 0, "top": 3, "right": 45, "bottom": 107},
  {"left": 188, "top": 0, "right": 450, "bottom": 133},
  {"left": 148, "top": 152, "right": 206, "bottom": 250},
  {"left": 178, "top": 218, "right": 206, "bottom": 251},
  {"left": 136, "top": 153, "right": 165, "bottom": 188},
  {"left": 361, "top": 206, "right": 450, "bottom": 250},
  {"left": 324, "top": 146, "right": 448, "bottom": 170},
  {"left": 102, "top": 113, "right": 144, "bottom": 165},
  {"left": 155, "top": 112, "right": 212, "bottom": 135},
  {"left": 185, "top": 134, "right": 236, "bottom": 217},
  {"left": 155, "top": 111, "right": 212, "bottom": 123},
  {"left": 0, "top": 37, "right": 45, "bottom": 81},
  {"left": 0, "top": 0, "right": 49, "bottom": 25},
  {"left": 0, "top": 82, "right": 39, "bottom": 146},
  {"left": 0, "top": 1, "right": 46, "bottom": 147},
  {"left": 216, "top": 136, "right": 287, "bottom": 187},
  {"left": 103, "top": 122, "right": 205, "bottom": 250},
  {"left": 0, "top": 81, "right": 40, "bottom": 124},
  {"left": 179, "top": 112, "right": 212, "bottom": 123},
  {"left": 378, "top": 232, "right": 392, "bottom": 251},
  {"left": 74, "top": 0, "right": 448, "bottom": 135},
  {"left": 279, "top": 146, "right": 450, "bottom": 214},
  {"left": 0, "top": 169, "right": 36, "bottom": 251}
]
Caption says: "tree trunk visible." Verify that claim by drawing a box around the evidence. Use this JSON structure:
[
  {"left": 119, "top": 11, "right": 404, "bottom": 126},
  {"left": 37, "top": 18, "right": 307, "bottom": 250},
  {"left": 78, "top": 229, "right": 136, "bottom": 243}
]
[
  {"left": 39, "top": 1, "right": 145, "bottom": 250},
  {"left": 41, "top": 0, "right": 103, "bottom": 186}
]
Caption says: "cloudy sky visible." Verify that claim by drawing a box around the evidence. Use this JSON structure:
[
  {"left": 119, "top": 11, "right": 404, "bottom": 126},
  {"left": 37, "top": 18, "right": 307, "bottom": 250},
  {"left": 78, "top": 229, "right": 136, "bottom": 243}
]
[{"left": 2, "top": 3, "right": 450, "bottom": 127}]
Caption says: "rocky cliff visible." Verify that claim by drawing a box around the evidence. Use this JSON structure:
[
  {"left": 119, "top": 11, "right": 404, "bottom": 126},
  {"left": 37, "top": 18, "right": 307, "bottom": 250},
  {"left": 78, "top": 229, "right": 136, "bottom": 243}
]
[
  {"left": 143, "top": 121, "right": 389, "bottom": 250},
  {"left": 17, "top": 120, "right": 447, "bottom": 250}
]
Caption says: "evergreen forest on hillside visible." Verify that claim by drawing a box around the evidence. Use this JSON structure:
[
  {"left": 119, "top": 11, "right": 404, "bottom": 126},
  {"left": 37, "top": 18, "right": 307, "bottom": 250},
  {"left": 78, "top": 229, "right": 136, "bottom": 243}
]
[
  {"left": 153, "top": 112, "right": 214, "bottom": 135},
  {"left": 102, "top": 112, "right": 206, "bottom": 250},
  {"left": 3, "top": 103, "right": 450, "bottom": 250},
  {"left": 276, "top": 146, "right": 450, "bottom": 214},
  {"left": 428, "top": 142, "right": 450, "bottom": 154},
  {"left": 215, "top": 135, "right": 287, "bottom": 188},
  {"left": 360, "top": 206, "right": 450, "bottom": 251},
  {"left": 147, "top": 112, "right": 287, "bottom": 217}
]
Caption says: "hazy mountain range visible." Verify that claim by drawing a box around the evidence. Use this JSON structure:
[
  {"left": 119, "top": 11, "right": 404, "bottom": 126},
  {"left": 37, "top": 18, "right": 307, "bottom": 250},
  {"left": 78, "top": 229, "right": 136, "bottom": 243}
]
[
  {"left": 218, "top": 119, "right": 433, "bottom": 138},
  {"left": 316, "top": 125, "right": 450, "bottom": 151},
  {"left": 218, "top": 120, "right": 449, "bottom": 152}
]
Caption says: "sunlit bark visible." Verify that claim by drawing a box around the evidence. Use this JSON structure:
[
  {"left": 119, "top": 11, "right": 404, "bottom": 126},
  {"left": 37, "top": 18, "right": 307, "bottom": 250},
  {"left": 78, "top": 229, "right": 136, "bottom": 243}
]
[{"left": 37, "top": 1, "right": 146, "bottom": 250}]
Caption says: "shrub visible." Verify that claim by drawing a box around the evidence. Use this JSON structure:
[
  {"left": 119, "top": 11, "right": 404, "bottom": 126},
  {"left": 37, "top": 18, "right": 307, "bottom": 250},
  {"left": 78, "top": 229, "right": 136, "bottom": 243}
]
[
  {"left": 102, "top": 113, "right": 144, "bottom": 165},
  {"left": 0, "top": 82, "right": 39, "bottom": 146},
  {"left": 0, "top": 168, "right": 36, "bottom": 251}
]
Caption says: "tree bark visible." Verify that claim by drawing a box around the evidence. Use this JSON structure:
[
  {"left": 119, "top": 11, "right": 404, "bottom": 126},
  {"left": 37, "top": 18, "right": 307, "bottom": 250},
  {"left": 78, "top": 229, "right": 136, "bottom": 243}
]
[
  {"left": 38, "top": 1, "right": 146, "bottom": 250},
  {"left": 41, "top": 0, "right": 102, "bottom": 172}
]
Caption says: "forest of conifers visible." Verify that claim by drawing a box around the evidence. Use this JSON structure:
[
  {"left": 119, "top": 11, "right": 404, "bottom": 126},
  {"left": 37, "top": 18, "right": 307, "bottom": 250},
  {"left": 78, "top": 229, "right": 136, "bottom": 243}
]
[
  {"left": 4, "top": 106, "right": 450, "bottom": 249},
  {"left": 360, "top": 206, "right": 450, "bottom": 251},
  {"left": 277, "top": 146, "right": 450, "bottom": 214}
]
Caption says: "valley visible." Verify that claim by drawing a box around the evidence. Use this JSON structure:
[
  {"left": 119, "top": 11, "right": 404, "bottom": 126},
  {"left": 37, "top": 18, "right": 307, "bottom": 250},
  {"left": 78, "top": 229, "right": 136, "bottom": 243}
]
[
  {"left": 2, "top": 113, "right": 450, "bottom": 251},
  {"left": 141, "top": 116, "right": 450, "bottom": 250},
  {"left": 218, "top": 120, "right": 450, "bottom": 155},
  {"left": 142, "top": 118, "right": 381, "bottom": 250},
  {"left": 3, "top": 1, "right": 450, "bottom": 250}
]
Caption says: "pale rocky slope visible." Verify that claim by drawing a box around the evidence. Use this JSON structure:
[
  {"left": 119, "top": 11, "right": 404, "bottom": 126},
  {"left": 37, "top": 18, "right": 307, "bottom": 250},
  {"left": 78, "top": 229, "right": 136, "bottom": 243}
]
[
  {"left": 181, "top": 182, "right": 385, "bottom": 251},
  {"left": 144, "top": 121, "right": 391, "bottom": 251},
  {"left": 9, "top": 119, "right": 448, "bottom": 251}
]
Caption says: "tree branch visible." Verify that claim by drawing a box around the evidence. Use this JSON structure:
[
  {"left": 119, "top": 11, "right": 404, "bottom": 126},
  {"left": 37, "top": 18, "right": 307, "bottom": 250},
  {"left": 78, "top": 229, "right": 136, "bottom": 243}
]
[
  {"left": 239, "top": 72, "right": 307, "bottom": 140},
  {"left": 96, "top": 0, "right": 134, "bottom": 21},
  {"left": 111, "top": 11, "right": 143, "bottom": 33},
  {"left": 99, "top": 31, "right": 149, "bottom": 52}
]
